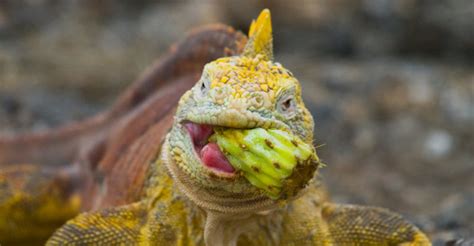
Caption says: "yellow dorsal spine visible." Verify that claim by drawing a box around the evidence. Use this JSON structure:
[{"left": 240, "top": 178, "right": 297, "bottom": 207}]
[{"left": 242, "top": 9, "right": 273, "bottom": 61}]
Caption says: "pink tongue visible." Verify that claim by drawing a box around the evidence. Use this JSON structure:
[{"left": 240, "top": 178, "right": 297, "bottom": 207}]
[{"left": 200, "top": 143, "right": 235, "bottom": 173}]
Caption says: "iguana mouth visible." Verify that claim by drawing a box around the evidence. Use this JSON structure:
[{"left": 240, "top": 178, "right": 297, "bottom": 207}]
[
  {"left": 181, "top": 120, "right": 318, "bottom": 200},
  {"left": 184, "top": 122, "right": 236, "bottom": 174}
]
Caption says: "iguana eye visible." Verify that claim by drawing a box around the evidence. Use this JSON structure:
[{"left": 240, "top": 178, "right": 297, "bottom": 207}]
[
  {"left": 277, "top": 95, "right": 296, "bottom": 117},
  {"left": 198, "top": 78, "right": 210, "bottom": 96},
  {"left": 281, "top": 98, "right": 292, "bottom": 110}
]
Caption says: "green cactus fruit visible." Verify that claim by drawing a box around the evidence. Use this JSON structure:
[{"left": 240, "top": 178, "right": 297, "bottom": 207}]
[{"left": 209, "top": 128, "right": 318, "bottom": 199}]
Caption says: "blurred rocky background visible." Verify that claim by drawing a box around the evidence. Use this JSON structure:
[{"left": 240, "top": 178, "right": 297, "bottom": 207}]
[{"left": 0, "top": 0, "right": 472, "bottom": 244}]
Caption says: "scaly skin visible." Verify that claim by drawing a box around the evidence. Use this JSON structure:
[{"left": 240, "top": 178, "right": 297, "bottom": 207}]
[
  {"left": 0, "top": 165, "right": 81, "bottom": 244},
  {"left": 1, "top": 10, "right": 431, "bottom": 245}
]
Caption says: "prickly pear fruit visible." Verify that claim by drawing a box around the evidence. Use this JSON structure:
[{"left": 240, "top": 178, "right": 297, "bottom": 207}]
[{"left": 209, "top": 128, "right": 318, "bottom": 199}]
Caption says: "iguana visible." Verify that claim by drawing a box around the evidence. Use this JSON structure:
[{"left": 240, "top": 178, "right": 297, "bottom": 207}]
[{"left": 0, "top": 9, "right": 431, "bottom": 245}]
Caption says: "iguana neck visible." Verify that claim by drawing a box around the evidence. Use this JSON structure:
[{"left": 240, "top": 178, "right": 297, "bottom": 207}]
[{"left": 203, "top": 209, "right": 285, "bottom": 246}]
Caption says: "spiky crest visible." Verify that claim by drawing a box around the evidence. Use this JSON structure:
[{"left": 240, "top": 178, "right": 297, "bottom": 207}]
[{"left": 242, "top": 9, "right": 273, "bottom": 60}]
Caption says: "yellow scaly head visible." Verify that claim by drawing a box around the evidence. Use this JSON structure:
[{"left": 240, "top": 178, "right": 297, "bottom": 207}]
[
  {"left": 169, "top": 9, "right": 318, "bottom": 206},
  {"left": 193, "top": 9, "right": 302, "bottom": 112}
]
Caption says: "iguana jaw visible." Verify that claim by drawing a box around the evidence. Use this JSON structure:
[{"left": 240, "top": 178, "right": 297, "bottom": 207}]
[{"left": 163, "top": 133, "right": 278, "bottom": 214}]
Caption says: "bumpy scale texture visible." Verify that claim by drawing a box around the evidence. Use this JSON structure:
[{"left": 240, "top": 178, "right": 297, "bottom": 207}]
[{"left": 0, "top": 9, "right": 431, "bottom": 246}]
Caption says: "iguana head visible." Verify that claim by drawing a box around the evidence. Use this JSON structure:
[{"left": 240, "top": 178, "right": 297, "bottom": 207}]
[{"left": 165, "top": 9, "right": 320, "bottom": 213}]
